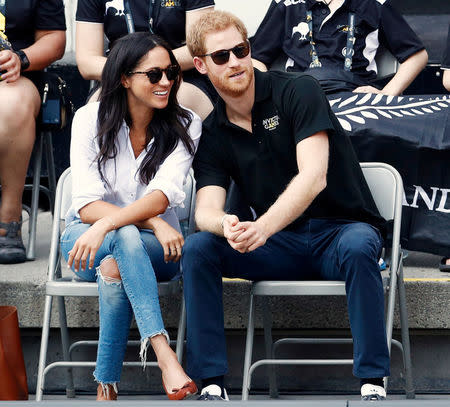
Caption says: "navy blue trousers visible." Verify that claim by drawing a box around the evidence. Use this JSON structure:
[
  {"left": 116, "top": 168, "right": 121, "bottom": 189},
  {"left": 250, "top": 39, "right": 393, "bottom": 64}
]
[{"left": 181, "top": 219, "right": 390, "bottom": 380}]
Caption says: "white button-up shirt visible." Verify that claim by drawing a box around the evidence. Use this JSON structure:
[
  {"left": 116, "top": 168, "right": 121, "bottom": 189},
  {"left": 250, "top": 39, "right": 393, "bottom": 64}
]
[{"left": 65, "top": 102, "right": 202, "bottom": 231}]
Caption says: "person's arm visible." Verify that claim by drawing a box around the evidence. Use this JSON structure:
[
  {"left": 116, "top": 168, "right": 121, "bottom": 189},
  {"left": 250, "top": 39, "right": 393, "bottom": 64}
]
[
  {"left": 75, "top": 22, "right": 106, "bottom": 80},
  {"left": 231, "top": 132, "right": 329, "bottom": 253},
  {"left": 443, "top": 70, "right": 450, "bottom": 92},
  {"left": 0, "top": 29, "right": 65, "bottom": 82},
  {"left": 252, "top": 59, "right": 268, "bottom": 72},
  {"left": 354, "top": 0, "right": 428, "bottom": 96},
  {"left": 172, "top": 6, "right": 213, "bottom": 71},
  {"left": 194, "top": 185, "right": 246, "bottom": 250},
  {"left": 354, "top": 49, "right": 428, "bottom": 95},
  {"left": 250, "top": 0, "right": 286, "bottom": 70}
]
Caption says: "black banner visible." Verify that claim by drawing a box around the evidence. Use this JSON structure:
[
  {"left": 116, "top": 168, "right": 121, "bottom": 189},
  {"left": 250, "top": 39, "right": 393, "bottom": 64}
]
[{"left": 329, "top": 92, "right": 450, "bottom": 256}]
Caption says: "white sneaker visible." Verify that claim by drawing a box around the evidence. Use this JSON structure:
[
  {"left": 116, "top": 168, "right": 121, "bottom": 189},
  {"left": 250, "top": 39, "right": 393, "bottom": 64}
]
[
  {"left": 361, "top": 383, "right": 386, "bottom": 401},
  {"left": 197, "top": 384, "right": 229, "bottom": 401}
]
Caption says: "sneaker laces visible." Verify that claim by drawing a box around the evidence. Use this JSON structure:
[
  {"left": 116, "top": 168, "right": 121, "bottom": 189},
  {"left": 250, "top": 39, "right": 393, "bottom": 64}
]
[{"left": 361, "top": 383, "right": 386, "bottom": 401}]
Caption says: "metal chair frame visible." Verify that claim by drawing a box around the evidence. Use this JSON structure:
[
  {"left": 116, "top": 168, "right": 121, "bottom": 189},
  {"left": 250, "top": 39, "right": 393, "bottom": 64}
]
[
  {"left": 241, "top": 162, "right": 414, "bottom": 400},
  {"left": 36, "top": 168, "right": 195, "bottom": 401}
]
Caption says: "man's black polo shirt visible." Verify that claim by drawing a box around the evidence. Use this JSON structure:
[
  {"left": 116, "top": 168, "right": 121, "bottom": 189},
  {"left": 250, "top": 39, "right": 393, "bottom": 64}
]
[{"left": 193, "top": 69, "right": 385, "bottom": 232}]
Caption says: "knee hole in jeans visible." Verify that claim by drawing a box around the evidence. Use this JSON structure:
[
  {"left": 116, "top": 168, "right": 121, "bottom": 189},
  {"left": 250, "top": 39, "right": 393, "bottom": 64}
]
[{"left": 97, "top": 257, "right": 121, "bottom": 283}]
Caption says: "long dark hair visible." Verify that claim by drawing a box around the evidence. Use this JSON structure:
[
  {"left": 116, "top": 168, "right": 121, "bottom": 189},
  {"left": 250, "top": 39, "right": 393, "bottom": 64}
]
[{"left": 96, "top": 32, "right": 194, "bottom": 186}]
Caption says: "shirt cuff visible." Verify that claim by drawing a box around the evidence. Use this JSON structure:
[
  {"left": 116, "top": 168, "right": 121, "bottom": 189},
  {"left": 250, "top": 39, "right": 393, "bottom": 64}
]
[{"left": 145, "top": 178, "right": 186, "bottom": 208}]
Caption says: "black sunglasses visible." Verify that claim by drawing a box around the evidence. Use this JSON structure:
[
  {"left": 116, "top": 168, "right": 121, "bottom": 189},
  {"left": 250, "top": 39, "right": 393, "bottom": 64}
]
[
  {"left": 128, "top": 64, "right": 180, "bottom": 84},
  {"left": 198, "top": 41, "right": 250, "bottom": 65}
]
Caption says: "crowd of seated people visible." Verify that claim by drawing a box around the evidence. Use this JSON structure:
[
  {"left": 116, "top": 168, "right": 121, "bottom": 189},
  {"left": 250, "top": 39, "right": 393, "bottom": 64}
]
[{"left": 1, "top": 0, "right": 450, "bottom": 402}]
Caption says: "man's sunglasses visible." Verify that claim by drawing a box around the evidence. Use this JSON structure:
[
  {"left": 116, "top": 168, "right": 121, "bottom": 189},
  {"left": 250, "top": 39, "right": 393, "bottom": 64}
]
[
  {"left": 198, "top": 41, "right": 250, "bottom": 65},
  {"left": 127, "top": 64, "right": 180, "bottom": 84}
]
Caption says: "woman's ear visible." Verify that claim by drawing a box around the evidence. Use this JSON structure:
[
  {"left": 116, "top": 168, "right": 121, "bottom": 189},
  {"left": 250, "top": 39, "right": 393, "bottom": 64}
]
[
  {"left": 121, "top": 74, "right": 130, "bottom": 88},
  {"left": 193, "top": 56, "right": 208, "bottom": 75}
]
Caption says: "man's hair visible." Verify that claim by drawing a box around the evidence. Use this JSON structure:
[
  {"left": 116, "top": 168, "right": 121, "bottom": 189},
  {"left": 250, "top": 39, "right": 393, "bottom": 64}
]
[{"left": 187, "top": 10, "right": 248, "bottom": 57}]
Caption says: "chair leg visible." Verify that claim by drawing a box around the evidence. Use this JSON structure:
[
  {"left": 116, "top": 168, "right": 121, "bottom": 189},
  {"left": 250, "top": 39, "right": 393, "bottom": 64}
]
[
  {"left": 26, "top": 134, "right": 43, "bottom": 260},
  {"left": 397, "top": 261, "right": 415, "bottom": 399},
  {"left": 43, "top": 131, "right": 56, "bottom": 213},
  {"left": 175, "top": 297, "right": 186, "bottom": 363},
  {"left": 57, "top": 296, "right": 75, "bottom": 398},
  {"left": 36, "top": 295, "right": 53, "bottom": 401},
  {"left": 262, "top": 297, "right": 278, "bottom": 398},
  {"left": 242, "top": 294, "right": 255, "bottom": 401}
]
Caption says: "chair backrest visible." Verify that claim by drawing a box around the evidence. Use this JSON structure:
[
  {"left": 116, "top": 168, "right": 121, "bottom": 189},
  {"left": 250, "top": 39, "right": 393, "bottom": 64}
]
[
  {"left": 48, "top": 167, "right": 196, "bottom": 280},
  {"left": 375, "top": 46, "right": 399, "bottom": 80},
  {"left": 360, "top": 162, "right": 403, "bottom": 271}
]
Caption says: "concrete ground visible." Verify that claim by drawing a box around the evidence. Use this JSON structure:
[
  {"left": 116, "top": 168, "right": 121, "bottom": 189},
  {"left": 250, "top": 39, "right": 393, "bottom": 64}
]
[{"left": 1, "top": 210, "right": 449, "bottom": 398}]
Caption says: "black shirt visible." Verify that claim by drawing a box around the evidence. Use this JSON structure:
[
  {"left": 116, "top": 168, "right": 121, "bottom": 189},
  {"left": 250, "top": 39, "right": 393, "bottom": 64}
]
[
  {"left": 251, "top": 0, "right": 424, "bottom": 90},
  {"left": 4, "top": 0, "right": 66, "bottom": 50},
  {"left": 442, "top": 24, "right": 450, "bottom": 70},
  {"left": 76, "top": 0, "right": 214, "bottom": 49},
  {"left": 194, "top": 69, "right": 384, "bottom": 231}
]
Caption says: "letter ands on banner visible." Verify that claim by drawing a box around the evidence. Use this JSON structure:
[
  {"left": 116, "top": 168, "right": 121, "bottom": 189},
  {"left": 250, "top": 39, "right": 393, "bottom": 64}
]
[{"left": 0, "top": 306, "right": 28, "bottom": 400}]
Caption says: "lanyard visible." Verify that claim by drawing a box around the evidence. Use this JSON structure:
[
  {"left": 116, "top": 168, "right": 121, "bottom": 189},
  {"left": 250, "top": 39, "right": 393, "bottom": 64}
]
[
  {"left": 124, "top": 0, "right": 156, "bottom": 35},
  {"left": 306, "top": 10, "right": 356, "bottom": 71}
]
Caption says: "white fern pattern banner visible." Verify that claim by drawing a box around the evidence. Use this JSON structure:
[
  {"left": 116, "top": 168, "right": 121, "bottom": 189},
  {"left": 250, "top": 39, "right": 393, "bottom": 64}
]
[{"left": 329, "top": 94, "right": 450, "bottom": 134}]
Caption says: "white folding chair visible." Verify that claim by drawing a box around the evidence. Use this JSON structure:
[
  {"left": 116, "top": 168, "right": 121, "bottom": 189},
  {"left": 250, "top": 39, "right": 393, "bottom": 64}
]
[
  {"left": 35, "top": 168, "right": 195, "bottom": 401},
  {"left": 241, "top": 162, "right": 414, "bottom": 400}
]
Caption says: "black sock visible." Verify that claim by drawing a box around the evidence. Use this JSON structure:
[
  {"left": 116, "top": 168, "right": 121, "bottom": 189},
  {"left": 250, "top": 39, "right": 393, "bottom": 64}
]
[
  {"left": 202, "top": 376, "right": 225, "bottom": 397},
  {"left": 361, "top": 378, "right": 384, "bottom": 387}
]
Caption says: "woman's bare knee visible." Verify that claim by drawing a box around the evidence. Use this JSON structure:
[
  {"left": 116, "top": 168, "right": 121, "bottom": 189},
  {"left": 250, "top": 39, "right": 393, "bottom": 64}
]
[{"left": 99, "top": 257, "right": 121, "bottom": 281}]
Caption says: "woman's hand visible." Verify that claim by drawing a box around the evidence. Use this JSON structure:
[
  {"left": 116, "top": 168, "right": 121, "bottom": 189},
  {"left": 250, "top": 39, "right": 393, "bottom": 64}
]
[
  {"left": 0, "top": 50, "right": 21, "bottom": 83},
  {"left": 68, "top": 217, "right": 114, "bottom": 271},
  {"left": 150, "top": 218, "right": 184, "bottom": 263}
]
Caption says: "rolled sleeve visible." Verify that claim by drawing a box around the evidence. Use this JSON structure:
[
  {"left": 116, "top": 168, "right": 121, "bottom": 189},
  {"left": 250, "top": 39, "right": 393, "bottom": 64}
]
[
  {"left": 144, "top": 111, "right": 202, "bottom": 207},
  {"left": 70, "top": 104, "right": 107, "bottom": 217}
]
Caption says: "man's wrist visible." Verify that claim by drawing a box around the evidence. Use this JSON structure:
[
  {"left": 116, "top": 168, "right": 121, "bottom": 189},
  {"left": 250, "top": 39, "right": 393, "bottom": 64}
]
[
  {"left": 14, "top": 49, "right": 30, "bottom": 71},
  {"left": 220, "top": 213, "right": 230, "bottom": 230},
  {"left": 255, "top": 217, "right": 272, "bottom": 239}
]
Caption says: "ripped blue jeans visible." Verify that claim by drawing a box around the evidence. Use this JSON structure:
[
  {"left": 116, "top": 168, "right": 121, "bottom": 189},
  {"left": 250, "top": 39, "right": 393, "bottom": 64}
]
[{"left": 60, "top": 220, "right": 178, "bottom": 385}]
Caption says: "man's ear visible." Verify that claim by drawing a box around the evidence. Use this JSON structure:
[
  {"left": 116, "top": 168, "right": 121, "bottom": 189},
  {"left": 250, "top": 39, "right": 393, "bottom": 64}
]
[{"left": 193, "top": 56, "right": 208, "bottom": 75}]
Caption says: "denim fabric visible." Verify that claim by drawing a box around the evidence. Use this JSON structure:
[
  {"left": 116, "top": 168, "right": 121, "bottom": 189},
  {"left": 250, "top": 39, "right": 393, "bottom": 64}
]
[
  {"left": 181, "top": 219, "right": 390, "bottom": 380},
  {"left": 60, "top": 221, "right": 178, "bottom": 383}
]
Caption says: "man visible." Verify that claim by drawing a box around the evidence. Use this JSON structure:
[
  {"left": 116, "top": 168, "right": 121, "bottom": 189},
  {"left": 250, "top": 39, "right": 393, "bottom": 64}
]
[
  {"left": 251, "top": 0, "right": 428, "bottom": 95},
  {"left": 0, "top": 0, "right": 66, "bottom": 263},
  {"left": 183, "top": 10, "right": 389, "bottom": 401}
]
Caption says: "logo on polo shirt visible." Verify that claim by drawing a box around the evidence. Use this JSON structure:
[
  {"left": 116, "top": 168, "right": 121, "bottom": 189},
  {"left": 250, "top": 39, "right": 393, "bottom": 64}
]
[
  {"left": 292, "top": 22, "right": 309, "bottom": 41},
  {"left": 105, "top": 0, "right": 125, "bottom": 16},
  {"left": 263, "top": 115, "right": 280, "bottom": 131},
  {"left": 161, "top": 0, "right": 181, "bottom": 7},
  {"left": 276, "top": 0, "right": 306, "bottom": 6}
]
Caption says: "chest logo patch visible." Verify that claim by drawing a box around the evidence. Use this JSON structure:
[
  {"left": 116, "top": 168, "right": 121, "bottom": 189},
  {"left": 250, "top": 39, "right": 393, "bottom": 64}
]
[
  {"left": 263, "top": 115, "right": 280, "bottom": 131},
  {"left": 277, "top": 0, "right": 306, "bottom": 7},
  {"left": 105, "top": 0, "right": 125, "bottom": 16},
  {"left": 161, "top": 0, "right": 181, "bottom": 7},
  {"left": 292, "top": 22, "right": 309, "bottom": 40}
]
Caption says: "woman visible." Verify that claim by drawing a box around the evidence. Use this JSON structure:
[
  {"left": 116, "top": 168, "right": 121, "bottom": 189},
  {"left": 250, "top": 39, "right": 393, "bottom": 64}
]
[
  {"left": 76, "top": 0, "right": 215, "bottom": 119},
  {"left": 61, "top": 32, "right": 201, "bottom": 401}
]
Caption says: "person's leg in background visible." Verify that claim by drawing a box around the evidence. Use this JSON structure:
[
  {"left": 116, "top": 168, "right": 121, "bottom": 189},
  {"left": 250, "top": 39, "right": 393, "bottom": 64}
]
[{"left": 0, "top": 77, "right": 40, "bottom": 263}]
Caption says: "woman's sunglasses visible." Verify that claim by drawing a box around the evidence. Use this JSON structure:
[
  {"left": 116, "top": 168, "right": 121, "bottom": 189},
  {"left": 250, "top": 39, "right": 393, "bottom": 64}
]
[
  {"left": 128, "top": 64, "right": 180, "bottom": 84},
  {"left": 198, "top": 40, "right": 250, "bottom": 65}
]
